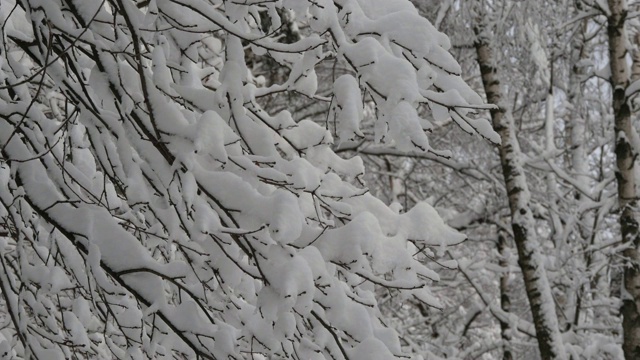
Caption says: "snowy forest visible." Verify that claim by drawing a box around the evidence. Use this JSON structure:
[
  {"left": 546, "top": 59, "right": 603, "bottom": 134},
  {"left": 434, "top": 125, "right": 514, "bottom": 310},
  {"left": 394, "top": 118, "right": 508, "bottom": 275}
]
[{"left": 1, "top": 0, "right": 640, "bottom": 359}]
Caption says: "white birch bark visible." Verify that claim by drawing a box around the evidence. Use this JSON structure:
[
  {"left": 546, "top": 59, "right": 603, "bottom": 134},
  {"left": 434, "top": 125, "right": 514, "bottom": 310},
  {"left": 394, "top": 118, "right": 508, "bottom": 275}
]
[
  {"left": 606, "top": 0, "right": 640, "bottom": 357},
  {"left": 474, "top": 23, "right": 568, "bottom": 360}
]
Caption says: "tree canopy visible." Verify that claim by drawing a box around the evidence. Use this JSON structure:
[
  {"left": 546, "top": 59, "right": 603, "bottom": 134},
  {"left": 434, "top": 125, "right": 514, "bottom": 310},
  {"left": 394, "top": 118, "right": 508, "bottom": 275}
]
[{"left": 0, "top": 0, "right": 496, "bottom": 359}]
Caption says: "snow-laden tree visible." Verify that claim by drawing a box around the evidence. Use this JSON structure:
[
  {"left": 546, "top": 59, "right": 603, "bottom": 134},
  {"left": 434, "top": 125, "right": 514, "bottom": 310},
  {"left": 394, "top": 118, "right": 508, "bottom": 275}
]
[
  {"left": 0, "top": 0, "right": 497, "bottom": 358},
  {"left": 605, "top": 0, "right": 640, "bottom": 357},
  {"left": 365, "top": 1, "right": 627, "bottom": 359}
]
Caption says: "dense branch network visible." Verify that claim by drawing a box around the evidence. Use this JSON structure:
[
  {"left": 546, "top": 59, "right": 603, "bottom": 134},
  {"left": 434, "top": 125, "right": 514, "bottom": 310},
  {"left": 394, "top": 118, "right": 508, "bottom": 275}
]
[{"left": 0, "top": 0, "right": 495, "bottom": 359}]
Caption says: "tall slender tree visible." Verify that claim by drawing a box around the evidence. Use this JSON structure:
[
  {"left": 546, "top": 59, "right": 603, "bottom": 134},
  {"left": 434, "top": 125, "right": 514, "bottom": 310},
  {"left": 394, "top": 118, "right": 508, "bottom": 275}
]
[
  {"left": 474, "top": 8, "right": 567, "bottom": 360},
  {"left": 606, "top": 0, "right": 640, "bottom": 357}
]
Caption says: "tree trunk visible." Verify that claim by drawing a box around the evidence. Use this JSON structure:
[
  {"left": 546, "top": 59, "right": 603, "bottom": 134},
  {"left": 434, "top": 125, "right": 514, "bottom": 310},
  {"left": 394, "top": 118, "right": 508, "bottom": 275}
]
[
  {"left": 474, "top": 26, "right": 567, "bottom": 360},
  {"left": 607, "top": 1, "right": 640, "bottom": 358},
  {"left": 498, "top": 232, "right": 513, "bottom": 360}
]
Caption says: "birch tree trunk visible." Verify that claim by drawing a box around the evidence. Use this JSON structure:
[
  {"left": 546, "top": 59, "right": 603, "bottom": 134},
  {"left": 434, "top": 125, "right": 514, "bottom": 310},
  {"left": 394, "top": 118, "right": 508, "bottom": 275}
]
[
  {"left": 474, "top": 25, "right": 567, "bottom": 360},
  {"left": 607, "top": 0, "right": 640, "bottom": 357},
  {"left": 498, "top": 231, "right": 513, "bottom": 360}
]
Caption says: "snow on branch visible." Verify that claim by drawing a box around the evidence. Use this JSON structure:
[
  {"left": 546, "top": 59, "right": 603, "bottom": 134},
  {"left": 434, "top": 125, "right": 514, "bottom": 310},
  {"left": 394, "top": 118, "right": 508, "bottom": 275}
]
[{"left": 0, "top": 0, "right": 489, "bottom": 358}]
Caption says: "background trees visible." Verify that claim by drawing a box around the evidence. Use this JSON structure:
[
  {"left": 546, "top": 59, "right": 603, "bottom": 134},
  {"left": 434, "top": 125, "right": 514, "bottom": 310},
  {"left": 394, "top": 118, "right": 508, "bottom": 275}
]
[{"left": 371, "top": 0, "right": 640, "bottom": 359}]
